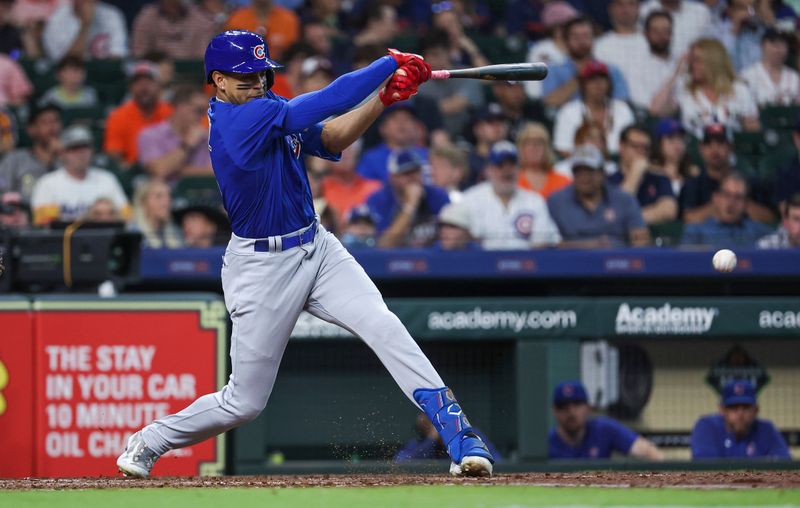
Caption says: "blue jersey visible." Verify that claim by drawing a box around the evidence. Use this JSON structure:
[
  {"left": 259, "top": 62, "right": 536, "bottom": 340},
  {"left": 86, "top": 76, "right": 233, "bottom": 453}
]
[
  {"left": 208, "top": 92, "right": 340, "bottom": 238},
  {"left": 548, "top": 416, "right": 638, "bottom": 459},
  {"left": 207, "top": 55, "right": 397, "bottom": 238},
  {"left": 691, "top": 414, "right": 790, "bottom": 460}
]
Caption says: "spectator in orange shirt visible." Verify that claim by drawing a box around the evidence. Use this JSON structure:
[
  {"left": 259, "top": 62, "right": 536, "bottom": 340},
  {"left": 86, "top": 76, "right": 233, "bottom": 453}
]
[
  {"left": 104, "top": 61, "right": 174, "bottom": 167},
  {"left": 516, "top": 122, "right": 571, "bottom": 199},
  {"left": 224, "top": 0, "right": 299, "bottom": 60},
  {"left": 321, "top": 140, "right": 382, "bottom": 224}
]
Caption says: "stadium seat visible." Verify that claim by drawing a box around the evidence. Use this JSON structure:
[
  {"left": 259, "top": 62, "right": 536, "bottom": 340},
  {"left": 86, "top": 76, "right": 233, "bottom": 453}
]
[
  {"left": 172, "top": 175, "right": 223, "bottom": 209},
  {"left": 173, "top": 60, "right": 206, "bottom": 83},
  {"left": 649, "top": 220, "right": 683, "bottom": 247},
  {"left": 388, "top": 35, "right": 420, "bottom": 54},
  {"left": 86, "top": 60, "right": 128, "bottom": 107},
  {"left": 760, "top": 105, "right": 800, "bottom": 131},
  {"left": 18, "top": 58, "right": 58, "bottom": 102},
  {"left": 60, "top": 107, "right": 106, "bottom": 128},
  {"left": 471, "top": 33, "right": 526, "bottom": 64},
  {"left": 732, "top": 131, "right": 764, "bottom": 177}
]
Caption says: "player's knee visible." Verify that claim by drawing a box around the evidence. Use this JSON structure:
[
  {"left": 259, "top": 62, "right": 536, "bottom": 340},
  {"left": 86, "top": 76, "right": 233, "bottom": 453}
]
[
  {"left": 232, "top": 401, "right": 265, "bottom": 423},
  {"left": 228, "top": 393, "right": 268, "bottom": 424}
]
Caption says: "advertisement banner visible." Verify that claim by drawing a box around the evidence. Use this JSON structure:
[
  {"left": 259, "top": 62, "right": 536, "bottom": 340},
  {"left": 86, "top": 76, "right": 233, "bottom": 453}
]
[
  {"left": 596, "top": 298, "right": 800, "bottom": 338},
  {"left": 288, "top": 298, "right": 800, "bottom": 340},
  {"left": 33, "top": 298, "right": 227, "bottom": 477},
  {"left": 0, "top": 299, "right": 34, "bottom": 478},
  {"left": 392, "top": 299, "right": 595, "bottom": 339}
]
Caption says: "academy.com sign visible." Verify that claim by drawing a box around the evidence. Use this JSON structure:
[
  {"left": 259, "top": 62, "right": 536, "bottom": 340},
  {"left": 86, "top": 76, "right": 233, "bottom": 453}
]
[
  {"left": 427, "top": 307, "right": 578, "bottom": 333},
  {"left": 615, "top": 303, "right": 719, "bottom": 335}
]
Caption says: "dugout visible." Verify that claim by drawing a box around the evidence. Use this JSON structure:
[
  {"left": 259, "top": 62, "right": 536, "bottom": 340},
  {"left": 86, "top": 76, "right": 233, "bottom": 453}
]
[{"left": 230, "top": 297, "right": 800, "bottom": 474}]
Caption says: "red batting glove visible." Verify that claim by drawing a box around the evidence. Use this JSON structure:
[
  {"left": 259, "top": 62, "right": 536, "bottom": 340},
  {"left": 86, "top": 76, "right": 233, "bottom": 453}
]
[
  {"left": 379, "top": 70, "right": 419, "bottom": 107},
  {"left": 388, "top": 48, "right": 432, "bottom": 84}
]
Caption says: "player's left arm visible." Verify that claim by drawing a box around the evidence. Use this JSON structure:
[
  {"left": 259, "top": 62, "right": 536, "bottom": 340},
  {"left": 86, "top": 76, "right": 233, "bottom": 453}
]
[
  {"left": 320, "top": 95, "right": 387, "bottom": 155},
  {"left": 321, "top": 64, "right": 428, "bottom": 154}
]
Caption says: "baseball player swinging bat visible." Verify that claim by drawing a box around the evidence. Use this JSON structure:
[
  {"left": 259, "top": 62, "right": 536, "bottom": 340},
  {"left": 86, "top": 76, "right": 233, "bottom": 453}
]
[
  {"left": 117, "top": 33, "right": 496, "bottom": 479},
  {"left": 430, "top": 62, "right": 548, "bottom": 82}
]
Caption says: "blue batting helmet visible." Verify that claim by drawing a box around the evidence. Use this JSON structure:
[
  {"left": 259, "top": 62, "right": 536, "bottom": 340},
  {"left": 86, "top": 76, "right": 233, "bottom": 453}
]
[{"left": 204, "top": 30, "right": 282, "bottom": 85}]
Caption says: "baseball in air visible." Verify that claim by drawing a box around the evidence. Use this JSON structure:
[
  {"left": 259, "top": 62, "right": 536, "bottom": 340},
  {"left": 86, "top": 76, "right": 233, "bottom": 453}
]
[{"left": 712, "top": 249, "right": 737, "bottom": 272}]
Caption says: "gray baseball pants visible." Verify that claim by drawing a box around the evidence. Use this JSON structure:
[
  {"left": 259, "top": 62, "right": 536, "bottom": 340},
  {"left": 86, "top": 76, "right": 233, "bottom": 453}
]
[{"left": 141, "top": 224, "right": 444, "bottom": 455}]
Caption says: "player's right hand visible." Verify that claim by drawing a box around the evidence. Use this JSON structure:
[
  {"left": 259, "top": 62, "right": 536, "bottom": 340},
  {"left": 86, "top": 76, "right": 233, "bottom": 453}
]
[{"left": 379, "top": 68, "right": 420, "bottom": 107}]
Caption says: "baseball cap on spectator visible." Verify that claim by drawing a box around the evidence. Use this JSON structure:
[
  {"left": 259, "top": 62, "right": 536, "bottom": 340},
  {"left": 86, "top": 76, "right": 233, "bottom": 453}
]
[
  {"left": 128, "top": 60, "right": 160, "bottom": 82},
  {"left": 722, "top": 379, "right": 757, "bottom": 407},
  {"left": 431, "top": 1, "right": 454, "bottom": 14},
  {"left": 438, "top": 202, "right": 470, "bottom": 229},
  {"left": 702, "top": 123, "right": 730, "bottom": 144},
  {"left": 346, "top": 204, "right": 376, "bottom": 225},
  {"left": 381, "top": 102, "right": 419, "bottom": 123},
  {"left": 579, "top": 61, "right": 609, "bottom": 81},
  {"left": 300, "top": 56, "right": 333, "bottom": 79},
  {"left": 475, "top": 103, "right": 505, "bottom": 124},
  {"left": 489, "top": 140, "right": 518, "bottom": 165},
  {"left": 571, "top": 144, "right": 604, "bottom": 171},
  {"left": 60, "top": 125, "right": 93, "bottom": 149},
  {"left": 654, "top": 118, "right": 685, "bottom": 139},
  {"left": 388, "top": 149, "right": 423, "bottom": 175},
  {"left": 541, "top": 1, "right": 579, "bottom": 28},
  {"left": 553, "top": 380, "right": 588, "bottom": 406}
]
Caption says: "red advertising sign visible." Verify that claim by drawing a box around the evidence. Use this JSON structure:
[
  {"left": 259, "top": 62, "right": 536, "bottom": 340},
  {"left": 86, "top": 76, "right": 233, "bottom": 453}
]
[
  {"left": 0, "top": 302, "right": 35, "bottom": 478},
  {"left": 34, "top": 300, "right": 227, "bottom": 477}
]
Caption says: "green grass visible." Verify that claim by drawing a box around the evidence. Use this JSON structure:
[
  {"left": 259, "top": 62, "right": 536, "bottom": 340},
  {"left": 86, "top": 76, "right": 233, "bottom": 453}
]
[{"left": 2, "top": 486, "right": 800, "bottom": 508}]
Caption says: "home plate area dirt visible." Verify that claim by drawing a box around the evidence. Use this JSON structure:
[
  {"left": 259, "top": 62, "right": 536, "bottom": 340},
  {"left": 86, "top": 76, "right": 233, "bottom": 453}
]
[{"left": 2, "top": 471, "right": 800, "bottom": 490}]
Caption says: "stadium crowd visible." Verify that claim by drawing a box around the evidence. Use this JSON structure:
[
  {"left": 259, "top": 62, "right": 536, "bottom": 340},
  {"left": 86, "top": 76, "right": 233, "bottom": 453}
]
[{"left": 1, "top": 0, "right": 800, "bottom": 251}]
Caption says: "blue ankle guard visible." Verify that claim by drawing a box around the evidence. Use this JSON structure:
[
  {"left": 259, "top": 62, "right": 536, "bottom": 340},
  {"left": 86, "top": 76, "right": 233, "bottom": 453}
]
[{"left": 413, "top": 387, "right": 474, "bottom": 463}]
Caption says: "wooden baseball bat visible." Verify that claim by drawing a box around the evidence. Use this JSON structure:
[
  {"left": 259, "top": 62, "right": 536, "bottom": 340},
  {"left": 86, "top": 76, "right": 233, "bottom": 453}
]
[{"left": 430, "top": 62, "right": 548, "bottom": 82}]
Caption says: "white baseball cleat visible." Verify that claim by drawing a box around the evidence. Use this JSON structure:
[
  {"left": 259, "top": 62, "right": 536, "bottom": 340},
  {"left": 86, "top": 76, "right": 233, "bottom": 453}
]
[
  {"left": 449, "top": 456, "right": 493, "bottom": 477},
  {"left": 117, "top": 431, "right": 160, "bottom": 478}
]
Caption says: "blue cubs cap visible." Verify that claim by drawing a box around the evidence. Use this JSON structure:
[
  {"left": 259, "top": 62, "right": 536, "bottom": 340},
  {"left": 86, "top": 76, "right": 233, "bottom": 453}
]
[
  {"left": 346, "top": 204, "right": 376, "bottom": 224},
  {"left": 654, "top": 118, "right": 685, "bottom": 139},
  {"left": 388, "top": 149, "right": 423, "bottom": 175},
  {"left": 489, "top": 140, "right": 518, "bottom": 165},
  {"left": 722, "top": 379, "right": 757, "bottom": 407},
  {"left": 204, "top": 30, "right": 282, "bottom": 84},
  {"left": 553, "top": 380, "right": 588, "bottom": 406},
  {"left": 475, "top": 103, "right": 505, "bottom": 123}
]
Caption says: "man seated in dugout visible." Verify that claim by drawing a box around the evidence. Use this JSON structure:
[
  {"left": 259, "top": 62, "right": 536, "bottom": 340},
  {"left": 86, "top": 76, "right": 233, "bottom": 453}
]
[
  {"left": 548, "top": 380, "right": 663, "bottom": 460},
  {"left": 691, "top": 379, "right": 790, "bottom": 460}
]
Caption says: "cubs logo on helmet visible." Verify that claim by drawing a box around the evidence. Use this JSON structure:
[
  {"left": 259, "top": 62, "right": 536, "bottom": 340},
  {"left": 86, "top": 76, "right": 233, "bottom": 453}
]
[
  {"left": 204, "top": 30, "right": 283, "bottom": 84},
  {"left": 253, "top": 44, "right": 266, "bottom": 60}
]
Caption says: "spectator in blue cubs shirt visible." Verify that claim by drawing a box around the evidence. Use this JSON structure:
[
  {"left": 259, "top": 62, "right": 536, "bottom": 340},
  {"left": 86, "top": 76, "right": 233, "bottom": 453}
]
[
  {"left": 691, "top": 380, "right": 791, "bottom": 460},
  {"left": 365, "top": 149, "right": 449, "bottom": 248},
  {"left": 548, "top": 380, "right": 664, "bottom": 460}
]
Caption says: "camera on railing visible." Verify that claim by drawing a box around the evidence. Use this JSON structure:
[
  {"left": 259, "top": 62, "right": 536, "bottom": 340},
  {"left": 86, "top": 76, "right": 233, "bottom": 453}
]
[{"left": 0, "top": 224, "right": 141, "bottom": 293}]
